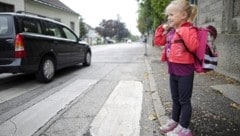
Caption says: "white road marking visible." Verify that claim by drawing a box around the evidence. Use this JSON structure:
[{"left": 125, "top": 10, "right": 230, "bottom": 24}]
[
  {"left": 0, "top": 82, "right": 41, "bottom": 103},
  {"left": 0, "top": 79, "right": 97, "bottom": 136},
  {"left": 90, "top": 80, "right": 143, "bottom": 136}
]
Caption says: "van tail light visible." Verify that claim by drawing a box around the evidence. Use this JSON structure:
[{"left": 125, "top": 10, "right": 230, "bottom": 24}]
[{"left": 15, "top": 34, "right": 26, "bottom": 58}]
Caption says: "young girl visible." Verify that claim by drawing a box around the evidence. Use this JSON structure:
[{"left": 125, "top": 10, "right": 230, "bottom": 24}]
[{"left": 154, "top": 0, "right": 199, "bottom": 136}]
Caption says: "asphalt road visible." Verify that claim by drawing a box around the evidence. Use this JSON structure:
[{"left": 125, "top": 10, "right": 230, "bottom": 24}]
[
  {"left": 1, "top": 42, "right": 238, "bottom": 136},
  {"left": 0, "top": 43, "right": 162, "bottom": 136}
]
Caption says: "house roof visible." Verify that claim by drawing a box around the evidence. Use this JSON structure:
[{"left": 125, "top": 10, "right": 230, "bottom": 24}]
[{"left": 32, "top": 0, "right": 79, "bottom": 16}]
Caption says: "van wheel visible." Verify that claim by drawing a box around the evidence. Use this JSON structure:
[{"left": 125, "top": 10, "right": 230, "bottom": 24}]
[
  {"left": 83, "top": 51, "right": 91, "bottom": 66},
  {"left": 35, "top": 56, "right": 55, "bottom": 83}
]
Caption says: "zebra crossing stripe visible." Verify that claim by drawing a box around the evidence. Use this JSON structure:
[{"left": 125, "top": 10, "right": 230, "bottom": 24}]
[
  {"left": 0, "top": 79, "right": 98, "bottom": 136},
  {"left": 90, "top": 80, "right": 143, "bottom": 136}
]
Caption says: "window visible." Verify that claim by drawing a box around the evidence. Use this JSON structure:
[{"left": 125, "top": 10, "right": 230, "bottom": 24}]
[
  {"left": 225, "top": 0, "right": 240, "bottom": 33},
  {"left": 0, "top": 15, "right": 13, "bottom": 36},
  {"left": 22, "top": 18, "right": 41, "bottom": 34},
  {"left": 70, "top": 21, "right": 75, "bottom": 31},
  {"left": 0, "top": 2, "right": 14, "bottom": 12},
  {"left": 62, "top": 27, "right": 77, "bottom": 41},
  {"left": 0, "top": 16, "right": 9, "bottom": 35},
  {"left": 43, "top": 21, "right": 63, "bottom": 38},
  {"left": 233, "top": 0, "right": 240, "bottom": 17}
]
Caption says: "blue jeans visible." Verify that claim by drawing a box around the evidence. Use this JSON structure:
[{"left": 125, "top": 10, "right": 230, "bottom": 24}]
[{"left": 170, "top": 73, "right": 194, "bottom": 128}]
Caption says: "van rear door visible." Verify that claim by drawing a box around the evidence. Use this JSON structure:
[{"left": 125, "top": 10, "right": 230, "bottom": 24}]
[{"left": 0, "top": 15, "right": 15, "bottom": 64}]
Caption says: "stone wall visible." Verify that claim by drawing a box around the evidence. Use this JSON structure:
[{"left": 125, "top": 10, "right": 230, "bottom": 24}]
[{"left": 197, "top": 0, "right": 240, "bottom": 80}]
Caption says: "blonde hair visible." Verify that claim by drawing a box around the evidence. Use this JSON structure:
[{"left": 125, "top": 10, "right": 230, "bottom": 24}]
[{"left": 165, "top": 0, "right": 198, "bottom": 22}]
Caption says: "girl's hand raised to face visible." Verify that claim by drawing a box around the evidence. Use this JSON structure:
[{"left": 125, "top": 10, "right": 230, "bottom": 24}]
[{"left": 163, "top": 24, "right": 170, "bottom": 31}]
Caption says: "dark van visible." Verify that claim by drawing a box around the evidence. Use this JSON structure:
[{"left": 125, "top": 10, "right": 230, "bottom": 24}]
[{"left": 0, "top": 12, "right": 91, "bottom": 83}]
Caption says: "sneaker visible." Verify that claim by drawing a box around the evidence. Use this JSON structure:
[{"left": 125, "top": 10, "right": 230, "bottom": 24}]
[
  {"left": 160, "top": 119, "right": 178, "bottom": 134},
  {"left": 166, "top": 125, "right": 193, "bottom": 136}
]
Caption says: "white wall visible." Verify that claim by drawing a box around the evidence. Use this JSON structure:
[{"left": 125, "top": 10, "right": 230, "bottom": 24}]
[
  {"left": 25, "top": 0, "right": 80, "bottom": 36},
  {"left": 0, "top": 0, "right": 80, "bottom": 37}
]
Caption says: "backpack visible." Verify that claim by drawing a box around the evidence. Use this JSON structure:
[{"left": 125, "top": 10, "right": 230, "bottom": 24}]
[{"left": 180, "top": 25, "right": 218, "bottom": 73}]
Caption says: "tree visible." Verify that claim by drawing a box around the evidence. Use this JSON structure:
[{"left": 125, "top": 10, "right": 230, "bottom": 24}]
[
  {"left": 95, "top": 19, "right": 130, "bottom": 41},
  {"left": 150, "top": 0, "right": 170, "bottom": 28},
  {"left": 79, "top": 17, "right": 88, "bottom": 39},
  {"left": 137, "top": 0, "right": 153, "bottom": 35},
  {"left": 115, "top": 21, "right": 130, "bottom": 41},
  {"left": 136, "top": 0, "right": 170, "bottom": 35}
]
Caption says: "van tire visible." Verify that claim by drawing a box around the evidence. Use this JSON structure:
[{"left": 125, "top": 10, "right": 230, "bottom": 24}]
[{"left": 35, "top": 56, "right": 55, "bottom": 83}]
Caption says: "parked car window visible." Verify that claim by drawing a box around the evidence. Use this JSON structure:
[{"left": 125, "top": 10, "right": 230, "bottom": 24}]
[
  {"left": 22, "top": 18, "right": 41, "bottom": 34},
  {"left": 0, "top": 16, "right": 13, "bottom": 36},
  {"left": 62, "top": 27, "right": 77, "bottom": 41}
]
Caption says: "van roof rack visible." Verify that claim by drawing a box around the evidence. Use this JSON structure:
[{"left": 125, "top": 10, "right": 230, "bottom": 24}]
[{"left": 16, "top": 11, "right": 46, "bottom": 18}]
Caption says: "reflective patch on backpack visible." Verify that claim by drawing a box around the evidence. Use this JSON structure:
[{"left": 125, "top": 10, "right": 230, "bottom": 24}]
[
  {"left": 203, "top": 54, "right": 218, "bottom": 70},
  {"left": 193, "top": 26, "right": 218, "bottom": 73}
]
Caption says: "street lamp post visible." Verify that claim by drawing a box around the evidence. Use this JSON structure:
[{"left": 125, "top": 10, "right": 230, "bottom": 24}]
[{"left": 144, "top": 35, "right": 147, "bottom": 56}]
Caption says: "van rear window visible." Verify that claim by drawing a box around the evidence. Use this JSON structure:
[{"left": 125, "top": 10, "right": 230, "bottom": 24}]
[
  {"left": 0, "top": 16, "right": 13, "bottom": 36},
  {"left": 21, "top": 18, "right": 41, "bottom": 34}
]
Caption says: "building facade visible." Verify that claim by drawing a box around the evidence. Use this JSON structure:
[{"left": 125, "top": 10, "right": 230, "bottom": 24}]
[
  {"left": 193, "top": 0, "right": 240, "bottom": 80},
  {"left": 0, "top": 0, "right": 80, "bottom": 36},
  {"left": 85, "top": 24, "right": 103, "bottom": 45}
]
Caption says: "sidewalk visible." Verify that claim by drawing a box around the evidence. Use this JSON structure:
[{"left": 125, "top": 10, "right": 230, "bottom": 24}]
[{"left": 146, "top": 45, "right": 240, "bottom": 136}]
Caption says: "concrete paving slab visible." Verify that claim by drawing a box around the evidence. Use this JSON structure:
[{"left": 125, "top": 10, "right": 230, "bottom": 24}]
[
  {"left": 0, "top": 79, "right": 97, "bottom": 136},
  {"left": 90, "top": 80, "right": 143, "bottom": 136},
  {"left": 211, "top": 84, "right": 240, "bottom": 104}
]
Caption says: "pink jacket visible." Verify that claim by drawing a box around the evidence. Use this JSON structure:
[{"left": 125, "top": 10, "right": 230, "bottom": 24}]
[{"left": 154, "top": 22, "right": 199, "bottom": 64}]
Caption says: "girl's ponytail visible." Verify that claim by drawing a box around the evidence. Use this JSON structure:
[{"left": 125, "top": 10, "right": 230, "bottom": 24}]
[{"left": 189, "top": 4, "right": 198, "bottom": 22}]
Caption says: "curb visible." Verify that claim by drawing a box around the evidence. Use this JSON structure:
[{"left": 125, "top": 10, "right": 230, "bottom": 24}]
[{"left": 144, "top": 58, "right": 168, "bottom": 127}]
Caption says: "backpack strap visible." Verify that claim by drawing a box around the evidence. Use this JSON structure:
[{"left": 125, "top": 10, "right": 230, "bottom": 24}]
[{"left": 176, "top": 32, "right": 201, "bottom": 63}]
